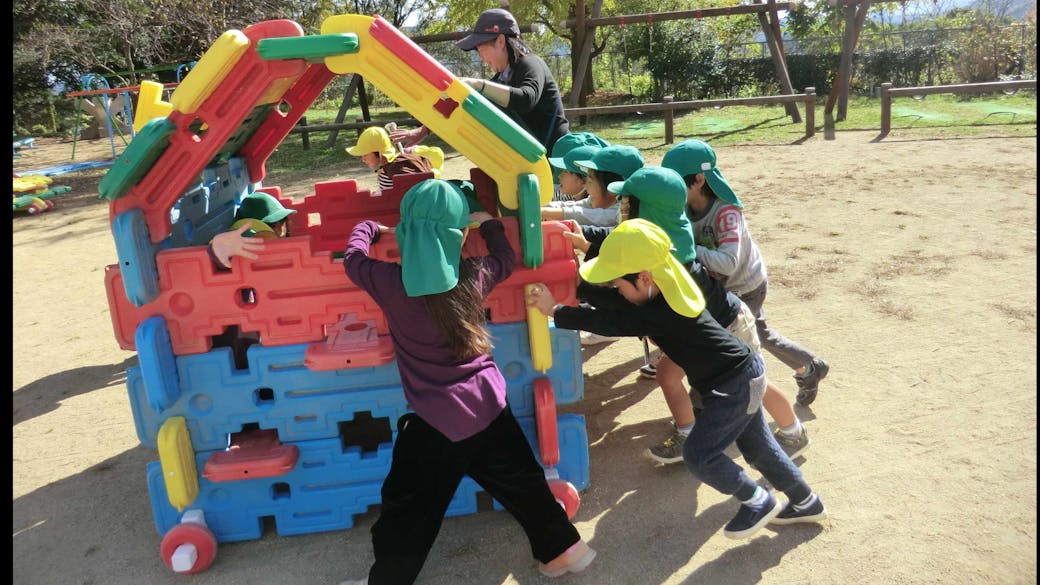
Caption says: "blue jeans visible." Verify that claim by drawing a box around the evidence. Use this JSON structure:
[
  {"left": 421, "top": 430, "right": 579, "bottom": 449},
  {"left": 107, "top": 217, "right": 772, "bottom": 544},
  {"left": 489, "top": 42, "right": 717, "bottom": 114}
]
[{"left": 683, "top": 354, "right": 812, "bottom": 504}]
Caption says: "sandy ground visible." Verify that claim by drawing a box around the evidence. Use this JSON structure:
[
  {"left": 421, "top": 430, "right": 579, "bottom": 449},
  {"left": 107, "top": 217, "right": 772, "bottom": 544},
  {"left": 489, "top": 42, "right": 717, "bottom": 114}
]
[{"left": 12, "top": 131, "right": 1038, "bottom": 584}]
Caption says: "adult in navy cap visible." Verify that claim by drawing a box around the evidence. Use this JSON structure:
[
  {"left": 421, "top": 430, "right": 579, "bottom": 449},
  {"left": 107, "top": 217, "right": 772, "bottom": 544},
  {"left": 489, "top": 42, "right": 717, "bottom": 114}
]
[{"left": 390, "top": 8, "right": 569, "bottom": 153}]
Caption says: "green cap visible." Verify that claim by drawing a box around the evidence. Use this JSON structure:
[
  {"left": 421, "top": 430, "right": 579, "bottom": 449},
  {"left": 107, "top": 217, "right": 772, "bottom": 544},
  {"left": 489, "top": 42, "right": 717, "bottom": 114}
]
[
  {"left": 548, "top": 144, "right": 601, "bottom": 176},
  {"left": 573, "top": 145, "right": 644, "bottom": 180},
  {"left": 661, "top": 139, "right": 742, "bottom": 208},
  {"left": 235, "top": 191, "right": 297, "bottom": 224},
  {"left": 550, "top": 132, "right": 610, "bottom": 158},
  {"left": 396, "top": 179, "right": 472, "bottom": 297},
  {"left": 578, "top": 218, "right": 705, "bottom": 318},
  {"left": 607, "top": 166, "right": 696, "bottom": 264}
]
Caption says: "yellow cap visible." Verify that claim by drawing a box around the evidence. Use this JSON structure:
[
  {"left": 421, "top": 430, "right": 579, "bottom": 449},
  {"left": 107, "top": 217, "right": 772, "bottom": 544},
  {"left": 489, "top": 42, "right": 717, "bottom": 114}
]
[
  {"left": 578, "top": 218, "right": 705, "bottom": 318},
  {"left": 346, "top": 126, "right": 397, "bottom": 162}
]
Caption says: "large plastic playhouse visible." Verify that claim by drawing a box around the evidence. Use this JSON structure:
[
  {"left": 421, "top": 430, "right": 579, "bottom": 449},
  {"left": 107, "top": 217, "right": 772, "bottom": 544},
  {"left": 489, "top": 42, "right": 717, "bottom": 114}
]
[{"left": 100, "top": 14, "right": 589, "bottom": 575}]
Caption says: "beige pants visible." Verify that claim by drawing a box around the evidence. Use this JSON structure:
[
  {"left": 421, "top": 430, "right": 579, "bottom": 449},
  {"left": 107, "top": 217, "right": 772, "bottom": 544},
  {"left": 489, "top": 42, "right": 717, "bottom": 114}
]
[{"left": 727, "top": 301, "right": 762, "bottom": 354}]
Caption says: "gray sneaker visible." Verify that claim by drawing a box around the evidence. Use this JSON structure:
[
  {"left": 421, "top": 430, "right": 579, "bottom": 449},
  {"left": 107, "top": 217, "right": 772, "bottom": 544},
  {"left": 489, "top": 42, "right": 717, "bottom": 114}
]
[
  {"left": 645, "top": 425, "right": 688, "bottom": 465},
  {"left": 794, "top": 358, "right": 829, "bottom": 406},
  {"left": 774, "top": 425, "right": 811, "bottom": 460}
]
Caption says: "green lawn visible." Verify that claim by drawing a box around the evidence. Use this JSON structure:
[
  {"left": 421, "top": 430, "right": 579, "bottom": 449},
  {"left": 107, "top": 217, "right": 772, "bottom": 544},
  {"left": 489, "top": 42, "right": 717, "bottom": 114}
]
[{"left": 268, "top": 93, "right": 1036, "bottom": 172}]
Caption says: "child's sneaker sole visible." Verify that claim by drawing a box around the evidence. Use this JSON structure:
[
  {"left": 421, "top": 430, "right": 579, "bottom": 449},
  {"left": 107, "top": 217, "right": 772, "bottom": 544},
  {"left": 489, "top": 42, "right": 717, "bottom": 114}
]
[{"left": 538, "top": 546, "right": 596, "bottom": 577}]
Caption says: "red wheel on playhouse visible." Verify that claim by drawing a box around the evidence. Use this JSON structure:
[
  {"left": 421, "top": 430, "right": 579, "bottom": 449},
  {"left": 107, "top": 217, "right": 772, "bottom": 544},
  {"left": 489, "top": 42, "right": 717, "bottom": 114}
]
[
  {"left": 548, "top": 479, "right": 580, "bottom": 520},
  {"left": 159, "top": 522, "right": 218, "bottom": 574},
  {"left": 44, "top": 199, "right": 56, "bottom": 209},
  {"left": 27, "top": 203, "right": 44, "bottom": 215}
]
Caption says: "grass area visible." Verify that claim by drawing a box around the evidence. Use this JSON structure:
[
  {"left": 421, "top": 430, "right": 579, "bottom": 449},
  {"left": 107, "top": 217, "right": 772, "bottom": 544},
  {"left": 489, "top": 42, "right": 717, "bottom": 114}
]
[{"left": 267, "top": 92, "right": 1036, "bottom": 172}]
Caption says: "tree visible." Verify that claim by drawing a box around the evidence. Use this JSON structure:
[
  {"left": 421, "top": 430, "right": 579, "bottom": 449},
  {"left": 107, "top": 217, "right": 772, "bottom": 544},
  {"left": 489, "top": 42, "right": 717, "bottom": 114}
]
[{"left": 10, "top": 0, "right": 445, "bottom": 134}]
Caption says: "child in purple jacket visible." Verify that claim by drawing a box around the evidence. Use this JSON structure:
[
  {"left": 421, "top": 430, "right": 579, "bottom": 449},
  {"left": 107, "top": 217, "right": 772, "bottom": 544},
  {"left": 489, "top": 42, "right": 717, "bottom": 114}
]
[{"left": 339, "top": 179, "right": 594, "bottom": 585}]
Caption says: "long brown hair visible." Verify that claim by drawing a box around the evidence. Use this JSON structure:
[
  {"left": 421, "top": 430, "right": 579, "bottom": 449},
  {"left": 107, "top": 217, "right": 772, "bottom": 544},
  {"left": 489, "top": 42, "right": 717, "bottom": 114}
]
[{"left": 424, "top": 259, "right": 492, "bottom": 359}]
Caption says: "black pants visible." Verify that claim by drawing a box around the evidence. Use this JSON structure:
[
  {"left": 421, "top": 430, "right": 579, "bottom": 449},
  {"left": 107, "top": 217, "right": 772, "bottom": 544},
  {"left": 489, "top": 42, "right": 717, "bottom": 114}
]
[{"left": 368, "top": 406, "right": 580, "bottom": 585}]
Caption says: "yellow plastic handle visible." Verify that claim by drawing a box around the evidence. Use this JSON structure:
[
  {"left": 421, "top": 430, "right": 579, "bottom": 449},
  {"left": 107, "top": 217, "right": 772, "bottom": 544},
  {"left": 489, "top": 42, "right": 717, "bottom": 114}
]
[
  {"left": 525, "top": 284, "right": 553, "bottom": 373},
  {"left": 157, "top": 416, "right": 199, "bottom": 512}
]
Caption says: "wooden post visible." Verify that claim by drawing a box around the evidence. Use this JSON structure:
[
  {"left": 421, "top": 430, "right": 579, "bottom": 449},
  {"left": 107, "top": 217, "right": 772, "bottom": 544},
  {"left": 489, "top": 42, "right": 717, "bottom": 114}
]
[
  {"left": 804, "top": 87, "right": 815, "bottom": 137},
  {"left": 663, "top": 95, "right": 674, "bottom": 144},
  {"left": 299, "top": 116, "right": 309, "bottom": 150},
  {"left": 827, "top": 0, "right": 871, "bottom": 121},
  {"left": 357, "top": 79, "right": 371, "bottom": 122},
  {"left": 880, "top": 82, "right": 892, "bottom": 136},
  {"left": 826, "top": 5, "right": 855, "bottom": 119},
  {"left": 755, "top": 0, "right": 800, "bottom": 122},
  {"left": 568, "top": 0, "right": 605, "bottom": 109},
  {"left": 326, "top": 74, "right": 362, "bottom": 147}
]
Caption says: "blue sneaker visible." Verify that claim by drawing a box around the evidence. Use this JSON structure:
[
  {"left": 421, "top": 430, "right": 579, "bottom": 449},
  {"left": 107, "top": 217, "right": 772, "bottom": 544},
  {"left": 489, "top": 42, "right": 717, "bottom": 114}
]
[
  {"left": 723, "top": 492, "right": 782, "bottom": 539},
  {"left": 770, "top": 494, "right": 827, "bottom": 525}
]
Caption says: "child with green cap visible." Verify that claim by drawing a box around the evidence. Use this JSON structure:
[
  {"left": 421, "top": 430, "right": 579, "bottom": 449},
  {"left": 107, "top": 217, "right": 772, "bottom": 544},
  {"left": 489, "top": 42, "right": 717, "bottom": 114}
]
[
  {"left": 565, "top": 144, "right": 645, "bottom": 346},
  {"left": 548, "top": 132, "right": 610, "bottom": 202},
  {"left": 540, "top": 144, "right": 619, "bottom": 227},
  {"left": 526, "top": 218, "right": 827, "bottom": 540},
  {"left": 340, "top": 178, "right": 595, "bottom": 585},
  {"left": 208, "top": 191, "right": 297, "bottom": 269},
  {"left": 662, "top": 139, "right": 830, "bottom": 408},
  {"left": 346, "top": 126, "right": 439, "bottom": 193},
  {"left": 206, "top": 190, "right": 299, "bottom": 367},
  {"left": 603, "top": 167, "right": 810, "bottom": 465}
]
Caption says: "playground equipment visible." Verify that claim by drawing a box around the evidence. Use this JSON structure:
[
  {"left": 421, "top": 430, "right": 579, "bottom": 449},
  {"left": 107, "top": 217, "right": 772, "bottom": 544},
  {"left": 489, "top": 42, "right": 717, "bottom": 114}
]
[
  {"left": 99, "top": 14, "right": 588, "bottom": 575},
  {"left": 67, "top": 62, "right": 195, "bottom": 160},
  {"left": 13, "top": 174, "right": 71, "bottom": 215}
]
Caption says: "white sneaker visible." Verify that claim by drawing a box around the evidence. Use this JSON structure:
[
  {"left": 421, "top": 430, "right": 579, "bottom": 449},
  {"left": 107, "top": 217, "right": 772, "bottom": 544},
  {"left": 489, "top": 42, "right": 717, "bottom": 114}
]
[{"left": 580, "top": 331, "right": 620, "bottom": 346}]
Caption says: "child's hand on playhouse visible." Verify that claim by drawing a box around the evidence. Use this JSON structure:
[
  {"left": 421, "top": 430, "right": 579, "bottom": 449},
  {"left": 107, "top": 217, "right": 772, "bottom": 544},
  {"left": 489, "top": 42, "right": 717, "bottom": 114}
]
[
  {"left": 211, "top": 224, "right": 265, "bottom": 268},
  {"left": 561, "top": 228, "right": 590, "bottom": 254},
  {"left": 525, "top": 282, "right": 557, "bottom": 317},
  {"left": 377, "top": 223, "right": 395, "bottom": 235},
  {"left": 388, "top": 126, "right": 427, "bottom": 148}
]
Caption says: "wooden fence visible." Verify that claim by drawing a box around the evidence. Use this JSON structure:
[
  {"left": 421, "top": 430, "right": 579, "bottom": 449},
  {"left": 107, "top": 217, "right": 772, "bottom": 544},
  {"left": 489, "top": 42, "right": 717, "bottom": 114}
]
[
  {"left": 879, "top": 79, "right": 1037, "bottom": 136},
  {"left": 288, "top": 87, "right": 818, "bottom": 149},
  {"left": 564, "top": 87, "right": 817, "bottom": 142}
]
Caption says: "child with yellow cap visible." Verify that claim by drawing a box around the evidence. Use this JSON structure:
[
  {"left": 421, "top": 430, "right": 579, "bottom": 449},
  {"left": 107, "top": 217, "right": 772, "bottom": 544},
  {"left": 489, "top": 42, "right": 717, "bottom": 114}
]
[
  {"left": 346, "top": 126, "right": 441, "bottom": 192},
  {"left": 339, "top": 179, "right": 595, "bottom": 585},
  {"left": 603, "top": 166, "right": 811, "bottom": 467},
  {"left": 527, "top": 219, "right": 827, "bottom": 540}
]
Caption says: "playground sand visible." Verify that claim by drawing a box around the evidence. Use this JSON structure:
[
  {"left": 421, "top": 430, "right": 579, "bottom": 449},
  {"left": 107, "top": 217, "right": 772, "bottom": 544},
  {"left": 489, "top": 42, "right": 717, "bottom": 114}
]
[{"left": 13, "top": 131, "right": 1037, "bottom": 584}]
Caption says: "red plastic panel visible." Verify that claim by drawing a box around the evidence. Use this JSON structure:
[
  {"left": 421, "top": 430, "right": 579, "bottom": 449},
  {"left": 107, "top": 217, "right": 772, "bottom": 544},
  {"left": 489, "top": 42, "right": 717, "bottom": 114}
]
[
  {"left": 534, "top": 378, "right": 560, "bottom": 467},
  {"left": 109, "top": 20, "right": 309, "bottom": 244},
  {"left": 202, "top": 429, "right": 299, "bottom": 482},
  {"left": 104, "top": 237, "right": 388, "bottom": 355},
  {"left": 241, "top": 63, "right": 338, "bottom": 184},
  {"left": 368, "top": 15, "right": 454, "bottom": 91},
  {"left": 284, "top": 173, "right": 430, "bottom": 256},
  {"left": 105, "top": 213, "right": 579, "bottom": 353},
  {"left": 468, "top": 167, "right": 500, "bottom": 216},
  {"left": 303, "top": 314, "right": 395, "bottom": 371}
]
